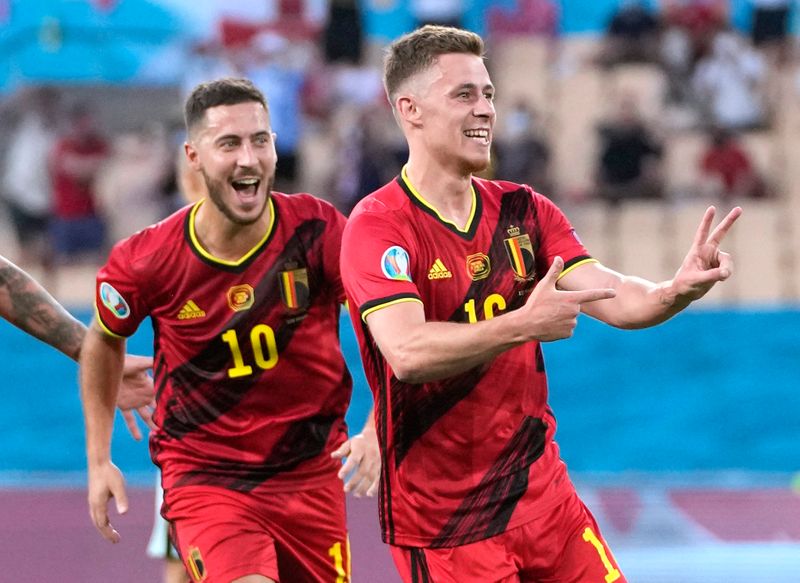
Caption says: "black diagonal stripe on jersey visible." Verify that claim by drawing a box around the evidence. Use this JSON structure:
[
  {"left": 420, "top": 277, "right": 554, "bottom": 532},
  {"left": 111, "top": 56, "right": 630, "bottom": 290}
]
[
  {"left": 396, "top": 176, "right": 483, "bottom": 241},
  {"left": 183, "top": 201, "right": 281, "bottom": 273},
  {"left": 161, "top": 218, "right": 328, "bottom": 444},
  {"left": 360, "top": 317, "right": 396, "bottom": 544},
  {"left": 389, "top": 189, "right": 539, "bottom": 467},
  {"left": 410, "top": 548, "right": 432, "bottom": 583},
  {"left": 172, "top": 414, "right": 338, "bottom": 492},
  {"left": 431, "top": 416, "right": 547, "bottom": 548}
]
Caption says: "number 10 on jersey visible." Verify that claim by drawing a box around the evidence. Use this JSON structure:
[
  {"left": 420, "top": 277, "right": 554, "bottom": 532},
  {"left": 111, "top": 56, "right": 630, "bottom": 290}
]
[{"left": 221, "top": 324, "right": 279, "bottom": 378}]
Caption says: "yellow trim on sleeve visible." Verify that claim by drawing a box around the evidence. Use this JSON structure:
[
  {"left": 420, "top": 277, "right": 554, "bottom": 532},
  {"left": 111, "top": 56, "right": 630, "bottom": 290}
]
[
  {"left": 93, "top": 305, "right": 127, "bottom": 339},
  {"left": 361, "top": 297, "right": 424, "bottom": 322},
  {"left": 557, "top": 258, "right": 599, "bottom": 280}
]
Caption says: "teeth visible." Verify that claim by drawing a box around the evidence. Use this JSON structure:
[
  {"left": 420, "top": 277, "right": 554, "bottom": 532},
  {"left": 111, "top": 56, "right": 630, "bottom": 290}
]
[
  {"left": 464, "top": 130, "right": 489, "bottom": 138},
  {"left": 233, "top": 178, "right": 259, "bottom": 185}
]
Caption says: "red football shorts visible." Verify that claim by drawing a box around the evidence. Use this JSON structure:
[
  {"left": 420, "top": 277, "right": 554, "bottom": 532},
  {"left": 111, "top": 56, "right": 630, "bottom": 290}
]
[
  {"left": 390, "top": 491, "right": 625, "bottom": 583},
  {"left": 164, "top": 476, "right": 350, "bottom": 583}
]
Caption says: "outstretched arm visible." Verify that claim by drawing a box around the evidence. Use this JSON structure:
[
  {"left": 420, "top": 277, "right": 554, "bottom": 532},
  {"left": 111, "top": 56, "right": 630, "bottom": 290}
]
[
  {"left": 0, "top": 254, "right": 85, "bottom": 359},
  {"left": 0, "top": 254, "right": 155, "bottom": 438},
  {"left": 81, "top": 323, "right": 129, "bottom": 543},
  {"left": 365, "top": 257, "right": 616, "bottom": 384},
  {"left": 559, "top": 206, "right": 741, "bottom": 328}
]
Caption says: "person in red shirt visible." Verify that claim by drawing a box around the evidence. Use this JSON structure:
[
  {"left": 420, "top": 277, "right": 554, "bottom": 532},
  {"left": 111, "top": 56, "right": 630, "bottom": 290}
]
[
  {"left": 699, "top": 128, "right": 767, "bottom": 200},
  {"left": 340, "top": 25, "right": 741, "bottom": 582},
  {"left": 49, "top": 104, "right": 109, "bottom": 260},
  {"left": 81, "top": 78, "right": 378, "bottom": 583}
]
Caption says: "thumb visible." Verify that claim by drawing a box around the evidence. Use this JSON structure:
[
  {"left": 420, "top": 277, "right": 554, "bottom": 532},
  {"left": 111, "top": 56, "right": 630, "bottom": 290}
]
[
  {"left": 331, "top": 440, "right": 351, "bottom": 459},
  {"left": 542, "top": 256, "right": 564, "bottom": 287},
  {"left": 125, "top": 355, "right": 153, "bottom": 372},
  {"left": 113, "top": 483, "right": 129, "bottom": 515}
]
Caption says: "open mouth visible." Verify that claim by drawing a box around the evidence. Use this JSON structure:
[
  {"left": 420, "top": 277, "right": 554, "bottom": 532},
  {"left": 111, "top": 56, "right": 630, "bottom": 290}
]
[
  {"left": 231, "top": 177, "right": 261, "bottom": 200},
  {"left": 464, "top": 129, "right": 490, "bottom": 144}
]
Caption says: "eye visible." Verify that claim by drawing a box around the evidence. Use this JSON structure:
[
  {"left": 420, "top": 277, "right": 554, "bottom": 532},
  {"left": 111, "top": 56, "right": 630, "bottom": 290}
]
[{"left": 253, "top": 134, "right": 270, "bottom": 146}]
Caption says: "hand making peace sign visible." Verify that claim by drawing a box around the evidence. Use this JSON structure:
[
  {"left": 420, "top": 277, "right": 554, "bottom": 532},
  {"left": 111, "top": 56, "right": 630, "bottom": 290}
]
[{"left": 672, "top": 206, "right": 742, "bottom": 302}]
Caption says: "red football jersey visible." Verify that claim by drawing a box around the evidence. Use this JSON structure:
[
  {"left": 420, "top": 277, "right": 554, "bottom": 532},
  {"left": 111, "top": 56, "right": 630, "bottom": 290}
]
[
  {"left": 95, "top": 193, "right": 351, "bottom": 493},
  {"left": 341, "top": 171, "right": 596, "bottom": 548}
]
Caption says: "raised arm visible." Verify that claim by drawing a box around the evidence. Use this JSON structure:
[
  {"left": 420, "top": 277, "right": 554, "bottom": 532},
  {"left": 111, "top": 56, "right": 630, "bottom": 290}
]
[
  {"left": 365, "top": 257, "right": 615, "bottom": 384},
  {"left": 559, "top": 206, "right": 741, "bottom": 329},
  {"left": 80, "top": 322, "right": 129, "bottom": 543}
]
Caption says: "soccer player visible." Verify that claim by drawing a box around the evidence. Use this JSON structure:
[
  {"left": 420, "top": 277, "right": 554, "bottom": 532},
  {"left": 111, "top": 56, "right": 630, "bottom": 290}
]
[
  {"left": 0, "top": 253, "right": 154, "bottom": 438},
  {"left": 340, "top": 26, "right": 741, "bottom": 582},
  {"left": 81, "top": 78, "right": 378, "bottom": 583}
]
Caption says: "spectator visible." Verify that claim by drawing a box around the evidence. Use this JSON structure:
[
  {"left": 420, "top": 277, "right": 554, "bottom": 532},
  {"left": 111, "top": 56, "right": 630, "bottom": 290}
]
[
  {"left": 599, "top": 0, "right": 662, "bottom": 68},
  {"left": 750, "top": 0, "right": 793, "bottom": 65},
  {"left": 698, "top": 127, "right": 768, "bottom": 200},
  {"left": 487, "top": 0, "right": 560, "bottom": 40},
  {"left": 494, "top": 101, "right": 554, "bottom": 196},
  {"left": 1, "top": 87, "right": 60, "bottom": 272},
  {"left": 596, "top": 94, "right": 664, "bottom": 204},
  {"left": 692, "top": 31, "right": 768, "bottom": 130},
  {"left": 94, "top": 123, "right": 174, "bottom": 245},
  {"left": 49, "top": 104, "right": 109, "bottom": 263},
  {"left": 660, "top": 0, "right": 727, "bottom": 104},
  {"left": 240, "top": 32, "right": 307, "bottom": 193},
  {"left": 322, "top": 0, "right": 364, "bottom": 65}
]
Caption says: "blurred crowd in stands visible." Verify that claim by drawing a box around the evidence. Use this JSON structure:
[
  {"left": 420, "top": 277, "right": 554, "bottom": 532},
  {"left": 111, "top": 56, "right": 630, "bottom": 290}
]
[{"left": 0, "top": 0, "right": 792, "bottom": 278}]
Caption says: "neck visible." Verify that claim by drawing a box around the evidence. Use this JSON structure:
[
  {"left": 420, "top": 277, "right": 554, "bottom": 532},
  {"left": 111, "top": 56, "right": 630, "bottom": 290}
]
[
  {"left": 405, "top": 156, "right": 474, "bottom": 229},
  {"left": 193, "top": 199, "right": 272, "bottom": 262}
]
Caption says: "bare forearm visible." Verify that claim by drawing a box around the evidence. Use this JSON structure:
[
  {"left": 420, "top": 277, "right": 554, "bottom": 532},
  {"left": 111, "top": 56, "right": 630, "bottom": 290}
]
[
  {"left": 585, "top": 274, "right": 690, "bottom": 329},
  {"left": 0, "top": 257, "right": 86, "bottom": 360},
  {"left": 80, "top": 326, "right": 125, "bottom": 465},
  {"left": 375, "top": 314, "right": 526, "bottom": 383}
]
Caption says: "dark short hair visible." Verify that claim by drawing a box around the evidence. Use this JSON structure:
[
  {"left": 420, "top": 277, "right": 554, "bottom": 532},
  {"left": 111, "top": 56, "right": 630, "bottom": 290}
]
[
  {"left": 383, "top": 25, "right": 485, "bottom": 105},
  {"left": 184, "top": 78, "right": 268, "bottom": 134}
]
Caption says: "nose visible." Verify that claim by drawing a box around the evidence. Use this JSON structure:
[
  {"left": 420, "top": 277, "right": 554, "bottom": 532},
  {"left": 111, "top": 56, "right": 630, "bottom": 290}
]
[
  {"left": 474, "top": 95, "right": 495, "bottom": 119},
  {"left": 237, "top": 142, "right": 258, "bottom": 167}
]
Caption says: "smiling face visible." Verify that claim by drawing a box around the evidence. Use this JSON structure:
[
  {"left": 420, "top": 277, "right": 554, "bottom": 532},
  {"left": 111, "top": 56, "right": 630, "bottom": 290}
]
[
  {"left": 185, "top": 101, "right": 276, "bottom": 226},
  {"left": 405, "top": 52, "right": 495, "bottom": 174}
]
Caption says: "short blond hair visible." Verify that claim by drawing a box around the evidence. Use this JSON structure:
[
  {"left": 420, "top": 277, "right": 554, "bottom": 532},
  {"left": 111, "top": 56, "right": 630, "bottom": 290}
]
[{"left": 383, "top": 25, "right": 485, "bottom": 105}]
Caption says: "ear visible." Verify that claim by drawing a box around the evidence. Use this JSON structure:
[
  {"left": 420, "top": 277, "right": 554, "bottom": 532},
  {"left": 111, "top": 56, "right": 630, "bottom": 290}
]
[
  {"left": 184, "top": 141, "right": 200, "bottom": 170},
  {"left": 396, "top": 95, "right": 422, "bottom": 128}
]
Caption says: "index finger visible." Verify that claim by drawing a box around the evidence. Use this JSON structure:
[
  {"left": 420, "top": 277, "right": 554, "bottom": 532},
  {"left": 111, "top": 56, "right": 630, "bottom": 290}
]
[
  {"left": 121, "top": 410, "right": 142, "bottom": 441},
  {"left": 692, "top": 206, "right": 716, "bottom": 248},
  {"left": 90, "top": 504, "right": 120, "bottom": 543},
  {"left": 706, "top": 206, "right": 742, "bottom": 246},
  {"left": 563, "top": 288, "right": 616, "bottom": 304}
]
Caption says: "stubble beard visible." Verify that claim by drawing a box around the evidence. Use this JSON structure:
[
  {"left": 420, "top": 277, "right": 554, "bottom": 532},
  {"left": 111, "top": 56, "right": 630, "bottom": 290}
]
[{"left": 203, "top": 171, "right": 274, "bottom": 226}]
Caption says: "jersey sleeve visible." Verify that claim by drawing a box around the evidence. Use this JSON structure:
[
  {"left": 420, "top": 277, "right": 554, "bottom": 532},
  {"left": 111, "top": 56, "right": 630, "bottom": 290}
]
[
  {"left": 340, "top": 210, "right": 423, "bottom": 322},
  {"left": 319, "top": 200, "right": 347, "bottom": 304},
  {"left": 94, "top": 239, "right": 150, "bottom": 338},
  {"left": 532, "top": 191, "right": 597, "bottom": 279}
]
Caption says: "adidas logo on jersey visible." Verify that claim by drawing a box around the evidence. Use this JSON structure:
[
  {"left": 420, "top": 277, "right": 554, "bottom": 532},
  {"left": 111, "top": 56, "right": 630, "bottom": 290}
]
[
  {"left": 428, "top": 258, "right": 453, "bottom": 280},
  {"left": 178, "top": 300, "right": 206, "bottom": 320}
]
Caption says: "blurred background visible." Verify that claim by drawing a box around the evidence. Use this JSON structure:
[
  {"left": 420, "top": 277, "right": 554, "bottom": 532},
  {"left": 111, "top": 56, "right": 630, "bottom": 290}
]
[{"left": 0, "top": 0, "right": 798, "bottom": 581}]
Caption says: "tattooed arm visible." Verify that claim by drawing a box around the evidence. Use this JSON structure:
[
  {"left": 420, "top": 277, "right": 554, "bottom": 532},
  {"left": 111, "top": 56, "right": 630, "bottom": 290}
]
[
  {"left": 0, "top": 254, "right": 155, "bottom": 439},
  {"left": 0, "top": 255, "right": 85, "bottom": 359}
]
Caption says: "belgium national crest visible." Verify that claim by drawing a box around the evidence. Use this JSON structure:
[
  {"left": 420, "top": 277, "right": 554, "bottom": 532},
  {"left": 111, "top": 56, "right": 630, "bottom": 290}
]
[
  {"left": 504, "top": 227, "right": 535, "bottom": 279},
  {"left": 279, "top": 267, "right": 310, "bottom": 310}
]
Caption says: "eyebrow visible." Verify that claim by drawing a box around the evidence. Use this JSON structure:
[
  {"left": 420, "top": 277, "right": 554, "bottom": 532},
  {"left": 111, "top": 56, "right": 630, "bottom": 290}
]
[
  {"left": 452, "top": 83, "right": 495, "bottom": 93},
  {"left": 213, "top": 131, "right": 270, "bottom": 144}
]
